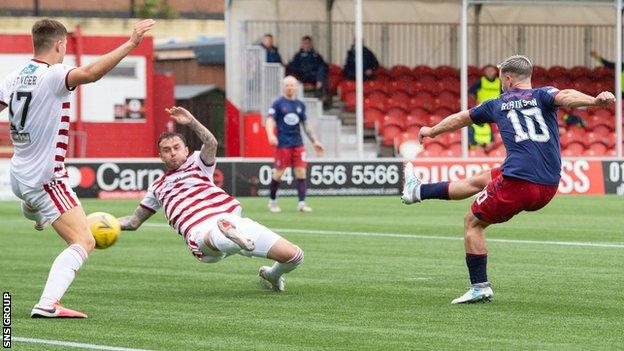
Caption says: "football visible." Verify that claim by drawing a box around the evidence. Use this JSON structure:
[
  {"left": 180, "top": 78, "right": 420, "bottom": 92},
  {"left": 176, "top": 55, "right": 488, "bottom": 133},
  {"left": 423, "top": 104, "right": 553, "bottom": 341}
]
[{"left": 87, "top": 212, "right": 121, "bottom": 249}]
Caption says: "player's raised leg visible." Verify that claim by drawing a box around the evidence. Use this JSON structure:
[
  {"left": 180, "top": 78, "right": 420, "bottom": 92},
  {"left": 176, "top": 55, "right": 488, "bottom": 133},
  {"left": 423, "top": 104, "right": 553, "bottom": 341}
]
[
  {"left": 451, "top": 212, "right": 494, "bottom": 304},
  {"left": 402, "top": 162, "right": 493, "bottom": 204},
  {"left": 32, "top": 206, "right": 95, "bottom": 318}
]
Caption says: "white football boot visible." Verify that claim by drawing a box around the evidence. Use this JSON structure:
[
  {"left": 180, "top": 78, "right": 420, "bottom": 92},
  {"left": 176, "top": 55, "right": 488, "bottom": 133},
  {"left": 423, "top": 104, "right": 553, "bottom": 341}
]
[
  {"left": 401, "top": 162, "right": 422, "bottom": 204},
  {"left": 258, "top": 266, "right": 285, "bottom": 292},
  {"left": 451, "top": 282, "right": 494, "bottom": 304},
  {"left": 217, "top": 219, "right": 255, "bottom": 251},
  {"left": 297, "top": 202, "right": 313, "bottom": 213},
  {"left": 268, "top": 200, "right": 281, "bottom": 213}
]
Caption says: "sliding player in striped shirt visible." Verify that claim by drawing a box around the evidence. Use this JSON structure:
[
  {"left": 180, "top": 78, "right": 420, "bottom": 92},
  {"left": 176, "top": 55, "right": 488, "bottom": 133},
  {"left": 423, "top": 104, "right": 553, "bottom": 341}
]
[{"left": 118, "top": 107, "right": 304, "bottom": 292}]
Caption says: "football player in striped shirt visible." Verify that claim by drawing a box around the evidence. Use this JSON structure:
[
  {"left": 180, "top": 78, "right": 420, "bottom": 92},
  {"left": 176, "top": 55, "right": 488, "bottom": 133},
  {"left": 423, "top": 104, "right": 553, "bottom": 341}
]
[
  {"left": 118, "top": 107, "right": 304, "bottom": 292},
  {"left": 1, "top": 18, "right": 154, "bottom": 318}
]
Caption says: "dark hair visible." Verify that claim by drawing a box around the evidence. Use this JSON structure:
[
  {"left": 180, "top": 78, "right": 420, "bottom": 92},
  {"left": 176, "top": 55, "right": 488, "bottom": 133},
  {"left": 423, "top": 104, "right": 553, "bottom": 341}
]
[
  {"left": 157, "top": 132, "right": 187, "bottom": 150},
  {"left": 32, "top": 19, "right": 68, "bottom": 54},
  {"left": 263, "top": 33, "right": 273, "bottom": 39},
  {"left": 302, "top": 35, "right": 312, "bottom": 41}
]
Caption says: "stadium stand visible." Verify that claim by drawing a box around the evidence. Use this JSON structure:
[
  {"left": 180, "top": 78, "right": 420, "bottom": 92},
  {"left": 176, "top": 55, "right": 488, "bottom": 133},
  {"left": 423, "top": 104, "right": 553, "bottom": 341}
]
[{"left": 336, "top": 64, "right": 619, "bottom": 157}]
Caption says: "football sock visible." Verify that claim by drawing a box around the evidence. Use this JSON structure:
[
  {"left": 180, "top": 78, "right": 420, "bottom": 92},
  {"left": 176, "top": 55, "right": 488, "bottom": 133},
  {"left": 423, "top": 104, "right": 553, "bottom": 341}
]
[
  {"left": 465, "top": 253, "right": 488, "bottom": 284},
  {"left": 420, "top": 182, "right": 450, "bottom": 200},
  {"left": 268, "top": 246, "right": 304, "bottom": 276},
  {"left": 38, "top": 244, "right": 88, "bottom": 307},
  {"left": 269, "top": 179, "right": 280, "bottom": 200},
  {"left": 296, "top": 179, "right": 306, "bottom": 202}
]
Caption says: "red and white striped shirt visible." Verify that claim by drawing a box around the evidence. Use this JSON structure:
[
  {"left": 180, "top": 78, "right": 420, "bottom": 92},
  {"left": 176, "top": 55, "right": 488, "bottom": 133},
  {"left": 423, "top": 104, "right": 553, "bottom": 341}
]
[
  {"left": 140, "top": 151, "right": 241, "bottom": 238},
  {"left": 0, "top": 60, "right": 75, "bottom": 187}
]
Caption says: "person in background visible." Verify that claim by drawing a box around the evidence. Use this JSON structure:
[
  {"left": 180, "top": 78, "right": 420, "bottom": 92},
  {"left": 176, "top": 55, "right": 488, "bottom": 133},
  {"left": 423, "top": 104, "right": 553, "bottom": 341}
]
[
  {"left": 342, "top": 40, "right": 379, "bottom": 81},
  {"left": 260, "top": 33, "right": 283, "bottom": 64},
  {"left": 287, "top": 36, "right": 328, "bottom": 104}
]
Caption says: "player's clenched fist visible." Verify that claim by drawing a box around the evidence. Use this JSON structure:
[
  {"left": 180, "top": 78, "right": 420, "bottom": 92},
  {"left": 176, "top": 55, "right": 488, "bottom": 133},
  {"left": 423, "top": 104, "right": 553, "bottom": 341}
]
[
  {"left": 418, "top": 126, "right": 434, "bottom": 144},
  {"left": 595, "top": 91, "right": 615, "bottom": 107}
]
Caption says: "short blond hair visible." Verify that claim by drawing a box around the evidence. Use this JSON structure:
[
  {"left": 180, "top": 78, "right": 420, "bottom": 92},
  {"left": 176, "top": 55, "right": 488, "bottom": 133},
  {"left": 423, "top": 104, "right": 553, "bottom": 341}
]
[{"left": 498, "top": 55, "right": 533, "bottom": 79}]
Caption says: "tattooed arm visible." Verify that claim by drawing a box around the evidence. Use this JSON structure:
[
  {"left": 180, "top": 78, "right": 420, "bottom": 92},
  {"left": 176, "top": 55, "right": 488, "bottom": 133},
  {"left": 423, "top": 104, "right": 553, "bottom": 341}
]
[
  {"left": 118, "top": 206, "right": 154, "bottom": 231},
  {"left": 165, "top": 106, "right": 218, "bottom": 165},
  {"left": 302, "top": 120, "right": 325, "bottom": 156}
]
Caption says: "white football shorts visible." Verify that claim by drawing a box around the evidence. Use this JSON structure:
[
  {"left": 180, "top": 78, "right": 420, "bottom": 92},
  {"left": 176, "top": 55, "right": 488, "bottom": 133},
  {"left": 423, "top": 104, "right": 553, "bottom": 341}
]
[
  {"left": 11, "top": 173, "right": 81, "bottom": 224},
  {"left": 186, "top": 213, "right": 281, "bottom": 263}
]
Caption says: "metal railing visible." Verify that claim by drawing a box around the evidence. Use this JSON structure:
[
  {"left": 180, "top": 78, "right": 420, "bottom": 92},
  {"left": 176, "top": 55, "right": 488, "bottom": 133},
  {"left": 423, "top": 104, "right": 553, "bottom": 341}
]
[{"left": 243, "top": 20, "right": 616, "bottom": 68}]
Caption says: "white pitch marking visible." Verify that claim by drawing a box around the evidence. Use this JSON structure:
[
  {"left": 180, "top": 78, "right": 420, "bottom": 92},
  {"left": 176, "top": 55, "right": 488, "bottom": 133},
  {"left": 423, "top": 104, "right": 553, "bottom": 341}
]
[
  {"left": 13, "top": 337, "right": 152, "bottom": 351},
  {"left": 139, "top": 223, "right": 624, "bottom": 249}
]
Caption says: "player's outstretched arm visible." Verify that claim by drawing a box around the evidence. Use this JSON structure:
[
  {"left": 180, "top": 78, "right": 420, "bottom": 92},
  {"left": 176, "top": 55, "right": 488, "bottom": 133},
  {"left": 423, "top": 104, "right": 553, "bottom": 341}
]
[
  {"left": 118, "top": 206, "right": 154, "bottom": 231},
  {"left": 166, "top": 106, "right": 218, "bottom": 165},
  {"left": 302, "top": 121, "right": 325, "bottom": 155},
  {"left": 419, "top": 110, "right": 472, "bottom": 143},
  {"left": 555, "top": 90, "right": 615, "bottom": 109},
  {"left": 66, "top": 19, "right": 155, "bottom": 88}
]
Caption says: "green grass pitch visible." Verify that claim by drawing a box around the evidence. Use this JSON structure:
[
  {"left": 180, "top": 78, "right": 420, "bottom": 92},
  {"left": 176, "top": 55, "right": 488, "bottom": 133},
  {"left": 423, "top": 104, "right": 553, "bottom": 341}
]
[{"left": 1, "top": 195, "right": 623, "bottom": 350}]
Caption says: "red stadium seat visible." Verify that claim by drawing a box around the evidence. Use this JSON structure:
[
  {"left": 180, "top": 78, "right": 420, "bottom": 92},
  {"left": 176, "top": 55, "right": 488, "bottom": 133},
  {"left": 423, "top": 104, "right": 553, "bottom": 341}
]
[
  {"left": 328, "top": 64, "right": 342, "bottom": 76},
  {"left": 592, "top": 66, "right": 613, "bottom": 79},
  {"left": 428, "top": 114, "right": 444, "bottom": 126},
  {"left": 553, "top": 77, "right": 572, "bottom": 90},
  {"left": 418, "top": 74, "right": 439, "bottom": 93},
  {"left": 469, "top": 147, "right": 487, "bottom": 157},
  {"left": 338, "top": 80, "right": 356, "bottom": 99},
  {"left": 572, "top": 77, "right": 593, "bottom": 94},
  {"left": 432, "top": 106, "right": 454, "bottom": 118},
  {"left": 364, "top": 92, "right": 389, "bottom": 111},
  {"left": 565, "top": 141, "right": 586, "bottom": 156},
  {"left": 406, "top": 110, "right": 429, "bottom": 127},
  {"left": 436, "top": 95, "right": 460, "bottom": 111},
  {"left": 532, "top": 65, "right": 548, "bottom": 78},
  {"left": 364, "top": 107, "right": 384, "bottom": 129},
  {"left": 388, "top": 91, "right": 412, "bottom": 109},
  {"left": 386, "top": 106, "right": 408, "bottom": 120},
  {"left": 409, "top": 107, "right": 429, "bottom": 119},
  {"left": 343, "top": 90, "right": 356, "bottom": 111},
  {"left": 569, "top": 66, "right": 591, "bottom": 79},
  {"left": 434, "top": 65, "right": 458, "bottom": 78},
  {"left": 446, "top": 131, "right": 461, "bottom": 145},
  {"left": 591, "top": 125, "right": 611, "bottom": 138},
  {"left": 390, "top": 65, "right": 413, "bottom": 79},
  {"left": 412, "top": 91, "right": 436, "bottom": 111},
  {"left": 559, "top": 130, "right": 575, "bottom": 148},
  {"left": 547, "top": 65, "right": 568, "bottom": 79},
  {"left": 584, "top": 142, "right": 608, "bottom": 156},
  {"left": 364, "top": 80, "right": 387, "bottom": 94},
  {"left": 376, "top": 66, "right": 390, "bottom": 77},
  {"left": 439, "top": 77, "right": 460, "bottom": 94},
  {"left": 468, "top": 65, "right": 481, "bottom": 76},
  {"left": 412, "top": 65, "right": 434, "bottom": 77},
  {"left": 405, "top": 124, "right": 421, "bottom": 135},
  {"left": 328, "top": 75, "right": 342, "bottom": 95},
  {"left": 420, "top": 141, "right": 445, "bottom": 157},
  {"left": 487, "top": 146, "right": 506, "bottom": 157},
  {"left": 381, "top": 125, "right": 403, "bottom": 146}
]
